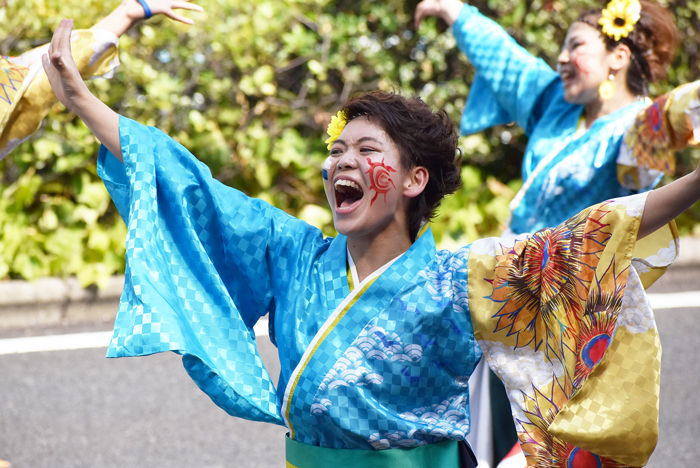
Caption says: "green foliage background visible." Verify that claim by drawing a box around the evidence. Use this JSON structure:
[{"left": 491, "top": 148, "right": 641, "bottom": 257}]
[{"left": 1, "top": 0, "right": 699, "bottom": 287}]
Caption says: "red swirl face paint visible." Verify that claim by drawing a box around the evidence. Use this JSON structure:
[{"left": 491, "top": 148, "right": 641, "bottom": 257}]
[
  {"left": 366, "top": 158, "right": 397, "bottom": 205},
  {"left": 573, "top": 52, "right": 595, "bottom": 75}
]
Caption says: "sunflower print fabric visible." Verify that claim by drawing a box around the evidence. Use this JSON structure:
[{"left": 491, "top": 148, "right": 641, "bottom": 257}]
[
  {"left": 468, "top": 193, "right": 679, "bottom": 467},
  {"left": 0, "top": 29, "right": 120, "bottom": 161},
  {"left": 618, "top": 81, "right": 700, "bottom": 188},
  {"left": 0, "top": 57, "right": 30, "bottom": 131}
]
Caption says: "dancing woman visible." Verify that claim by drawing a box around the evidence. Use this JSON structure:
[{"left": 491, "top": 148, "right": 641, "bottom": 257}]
[
  {"left": 415, "top": 2, "right": 700, "bottom": 464},
  {"left": 0, "top": 0, "right": 202, "bottom": 160},
  {"left": 44, "top": 17, "right": 699, "bottom": 468},
  {"left": 415, "top": 0, "right": 699, "bottom": 237}
]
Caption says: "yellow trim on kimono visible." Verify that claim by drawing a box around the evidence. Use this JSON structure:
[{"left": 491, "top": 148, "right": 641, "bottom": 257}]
[{"left": 284, "top": 274, "right": 379, "bottom": 437}]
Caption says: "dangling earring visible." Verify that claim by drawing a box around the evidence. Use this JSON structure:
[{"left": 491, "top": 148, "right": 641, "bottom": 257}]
[{"left": 598, "top": 73, "right": 615, "bottom": 100}]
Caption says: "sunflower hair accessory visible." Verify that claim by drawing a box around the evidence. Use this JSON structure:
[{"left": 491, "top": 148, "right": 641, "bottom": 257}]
[
  {"left": 325, "top": 110, "right": 347, "bottom": 150},
  {"left": 598, "top": 0, "right": 641, "bottom": 41}
]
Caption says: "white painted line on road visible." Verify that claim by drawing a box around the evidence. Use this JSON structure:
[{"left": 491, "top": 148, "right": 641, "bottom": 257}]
[
  {"left": 0, "top": 291, "right": 697, "bottom": 356},
  {"left": 0, "top": 319, "right": 271, "bottom": 355},
  {"left": 647, "top": 291, "right": 700, "bottom": 309},
  {"left": 0, "top": 331, "right": 113, "bottom": 355}
]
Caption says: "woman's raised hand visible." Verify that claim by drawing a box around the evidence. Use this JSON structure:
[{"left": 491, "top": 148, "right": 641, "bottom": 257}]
[
  {"left": 123, "top": 0, "right": 204, "bottom": 25},
  {"left": 42, "top": 18, "right": 122, "bottom": 159},
  {"left": 90, "top": 0, "right": 204, "bottom": 38},
  {"left": 41, "top": 19, "right": 89, "bottom": 114},
  {"left": 415, "top": 0, "right": 464, "bottom": 29}
]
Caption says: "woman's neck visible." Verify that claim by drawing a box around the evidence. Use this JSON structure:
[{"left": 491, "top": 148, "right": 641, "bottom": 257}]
[
  {"left": 583, "top": 89, "right": 639, "bottom": 128},
  {"left": 347, "top": 228, "right": 413, "bottom": 284}
]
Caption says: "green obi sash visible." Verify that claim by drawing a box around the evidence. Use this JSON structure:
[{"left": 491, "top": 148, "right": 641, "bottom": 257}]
[{"left": 285, "top": 435, "right": 461, "bottom": 468}]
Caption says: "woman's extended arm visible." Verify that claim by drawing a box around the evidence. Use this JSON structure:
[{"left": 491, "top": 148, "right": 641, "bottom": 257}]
[
  {"left": 91, "top": 0, "right": 204, "bottom": 38},
  {"left": 42, "top": 20, "right": 122, "bottom": 161},
  {"left": 415, "top": 0, "right": 559, "bottom": 135},
  {"left": 639, "top": 165, "right": 700, "bottom": 239}
]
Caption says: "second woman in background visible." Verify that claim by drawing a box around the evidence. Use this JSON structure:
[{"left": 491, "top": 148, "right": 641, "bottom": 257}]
[
  {"left": 415, "top": 0, "right": 700, "bottom": 466},
  {"left": 415, "top": 0, "right": 699, "bottom": 236}
]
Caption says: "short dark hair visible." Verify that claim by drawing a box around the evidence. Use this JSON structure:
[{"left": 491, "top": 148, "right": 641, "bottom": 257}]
[
  {"left": 341, "top": 91, "right": 462, "bottom": 241},
  {"left": 577, "top": 0, "right": 680, "bottom": 96}
]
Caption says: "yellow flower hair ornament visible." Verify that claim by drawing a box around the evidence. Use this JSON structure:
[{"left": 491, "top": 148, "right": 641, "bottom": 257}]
[
  {"left": 599, "top": 0, "right": 641, "bottom": 41},
  {"left": 325, "top": 110, "right": 347, "bottom": 150}
]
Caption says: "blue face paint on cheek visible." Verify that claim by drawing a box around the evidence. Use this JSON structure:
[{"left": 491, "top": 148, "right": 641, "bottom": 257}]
[
  {"left": 322, "top": 156, "right": 333, "bottom": 181},
  {"left": 322, "top": 156, "right": 334, "bottom": 200}
]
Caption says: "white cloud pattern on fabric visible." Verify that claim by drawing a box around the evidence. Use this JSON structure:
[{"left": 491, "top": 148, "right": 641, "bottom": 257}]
[
  {"left": 619, "top": 267, "right": 657, "bottom": 334},
  {"left": 311, "top": 325, "right": 425, "bottom": 415},
  {"left": 368, "top": 395, "right": 470, "bottom": 449}
]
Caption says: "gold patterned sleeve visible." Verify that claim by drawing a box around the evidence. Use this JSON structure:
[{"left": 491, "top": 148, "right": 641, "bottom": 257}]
[
  {"left": 467, "top": 193, "right": 679, "bottom": 468},
  {"left": 0, "top": 29, "right": 120, "bottom": 160},
  {"left": 618, "top": 81, "right": 700, "bottom": 190}
]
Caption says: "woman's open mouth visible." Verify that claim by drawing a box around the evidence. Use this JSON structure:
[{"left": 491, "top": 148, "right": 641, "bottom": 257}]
[
  {"left": 559, "top": 69, "right": 576, "bottom": 86},
  {"left": 334, "top": 179, "right": 364, "bottom": 213}
]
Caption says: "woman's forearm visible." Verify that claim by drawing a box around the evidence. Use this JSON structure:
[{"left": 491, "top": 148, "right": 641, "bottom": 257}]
[
  {"left": 91, "top": 2, "right": 139, "bottom": 38},
  {"left": 43, "top": 19, "right": 123, "bottom": 162},
  {"left": 639, "top": 168, "right": 700, "bottom": 239},
  {"left": 70, "top": 88, "right": 124, "bottom": 163},
  {"left": 73, "top": 94, "right": 122, "bottom": 162}
]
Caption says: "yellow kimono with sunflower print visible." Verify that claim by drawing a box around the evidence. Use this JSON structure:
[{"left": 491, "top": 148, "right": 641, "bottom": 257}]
[
  {"left": 0, "top": 28, "right": 120, "bottom": 160},
  {"left": 469, "top": 192, "right": 678, "bottom": 468}
]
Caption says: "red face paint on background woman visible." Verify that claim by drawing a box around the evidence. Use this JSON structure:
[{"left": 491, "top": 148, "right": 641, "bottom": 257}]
[{"left": 573, "top": 49, "right": 595, "bottom": 75}]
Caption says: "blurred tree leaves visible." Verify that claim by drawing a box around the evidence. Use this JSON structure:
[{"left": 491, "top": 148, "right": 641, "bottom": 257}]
[{"left": 0, "top": 0, "right": 698, "bottom": 286}]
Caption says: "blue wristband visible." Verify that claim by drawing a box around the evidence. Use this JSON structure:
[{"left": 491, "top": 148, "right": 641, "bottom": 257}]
[{"left": 137, "top": 0, "right": 152, "bottom": 19}]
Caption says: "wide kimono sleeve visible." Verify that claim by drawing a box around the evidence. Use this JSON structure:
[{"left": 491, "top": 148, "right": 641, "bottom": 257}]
[
  {"left": 618, "top": 81, "right": 700, "bottom": 190},
  {"left": 451, "top": 4, "right": 560, "bottom": 136},
  {"left": 467, "top": 193, "right": 679, "bottom": 467},
  {"left": 0, "top": 28, "right": 119, "bottom": 160},
  {"left": 98, "top": 116, "right": 328, "bottom": 426}
]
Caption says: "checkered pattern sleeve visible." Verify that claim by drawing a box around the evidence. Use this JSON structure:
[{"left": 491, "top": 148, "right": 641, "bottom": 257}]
[
  {"left": 452, "top": 4, "right": 559, "bottom": 136},
  {"left": 96, "top": 116, "right": 326, "bottom": 424},
  {"left": 98, "top": 115, "right": 326, "bottom": 327},
  {"left": 0, "top": 29, "right": 119, "bottom": 160}
]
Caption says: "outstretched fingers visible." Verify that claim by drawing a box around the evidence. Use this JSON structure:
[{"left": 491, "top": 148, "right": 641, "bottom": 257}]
[
  {"left": 42, "top": 18, "right": 91, "bottom": 112},
  {"left": 51, "top": 20, "right": 78, "bottom": 73},
  {"left": 43, "top": 19, "right": 70, "bottom": 76},
  {"left": 50, "top": 19, "right": 72, "bottom": 65},
  {"left": 167, "top": 1, "right": 204, "bottom": 24},
  {"left": 141, "top": 0, "right": 204, "bottom": 24},
  {"left": 172, "top": 1, "right": 204, "bottom": 12},
  {"left": 163, "top": 10, "right": 195, "bottom": 25}
]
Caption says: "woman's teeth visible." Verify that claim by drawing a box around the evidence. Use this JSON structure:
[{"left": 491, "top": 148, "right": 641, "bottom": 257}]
[
  {"left": 334, "top": 179, "right": 364, "bottom": 209},
  {"left": 335, "top": 179, "right": 361, "bottom": 192}
]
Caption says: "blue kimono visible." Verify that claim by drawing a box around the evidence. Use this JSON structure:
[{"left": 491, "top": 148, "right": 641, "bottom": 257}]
[
  {"left": 100, "top": 117, "right": 482, "bottom": 448},
  {"left": 100, "top": 117, "right": 677, "bottom": 467},
  {"left": 452, "top": 5, "right": 660, "bottom": 234}
]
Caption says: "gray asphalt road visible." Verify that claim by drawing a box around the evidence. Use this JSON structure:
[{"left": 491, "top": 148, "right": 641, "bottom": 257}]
[
  {"left": 0, "top": 264, "right": 698, "bottom": 468},
  {"left": 0, "top": 338, "right": 286, "bottom": 468}
]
